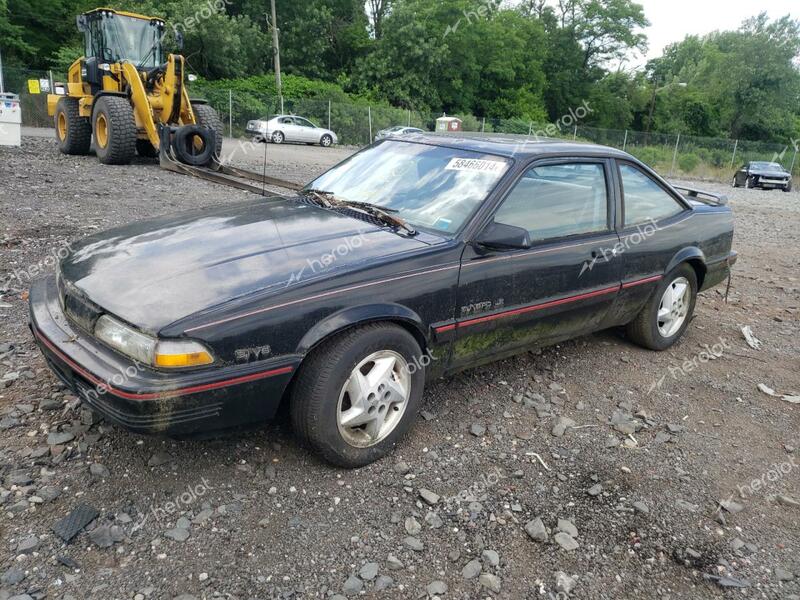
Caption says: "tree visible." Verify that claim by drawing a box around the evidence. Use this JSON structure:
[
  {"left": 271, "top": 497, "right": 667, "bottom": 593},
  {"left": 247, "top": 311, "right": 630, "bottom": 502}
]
[{"left": 366, "top": 0, "right": 392, "bottom": 39}]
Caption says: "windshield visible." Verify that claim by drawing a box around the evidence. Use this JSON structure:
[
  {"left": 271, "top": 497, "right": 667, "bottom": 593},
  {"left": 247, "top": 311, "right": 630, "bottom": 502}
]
[
  {"left": 104, "top": 15, "right": 162, "bottom": 67},
  {"left": 306, "top": 140, "right": 511, "bottom": 235},
  {"left": 750, "top": 162, "right": 783, "bottom": 170}
]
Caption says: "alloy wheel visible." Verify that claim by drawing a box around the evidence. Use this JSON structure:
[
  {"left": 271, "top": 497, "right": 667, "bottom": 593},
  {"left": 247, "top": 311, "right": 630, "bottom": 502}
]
[
  {"left": 336, "top": 350, "right": 411, "bottom": 448},
  {"left": 657, "top": 276, "right": 690, "bottom": 338}
]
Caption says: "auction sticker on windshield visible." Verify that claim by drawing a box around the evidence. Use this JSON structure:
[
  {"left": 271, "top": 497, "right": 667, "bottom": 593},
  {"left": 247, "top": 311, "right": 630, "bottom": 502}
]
[{"left": 445, "top": 158, "right": 508, "bottom": 174}]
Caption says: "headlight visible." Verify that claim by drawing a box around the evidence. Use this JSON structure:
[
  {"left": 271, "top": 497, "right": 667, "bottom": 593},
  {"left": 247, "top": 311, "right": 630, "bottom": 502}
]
[{"left": 95, "top": 315, "right": 214, "bottom": 368}]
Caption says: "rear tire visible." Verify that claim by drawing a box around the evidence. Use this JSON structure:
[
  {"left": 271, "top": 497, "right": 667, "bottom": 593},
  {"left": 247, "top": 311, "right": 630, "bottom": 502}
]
[
  {"left": 626, "top": 264, "right": 697, "bottom": 351},
  {"left": 191, "top": 103, "right": 223, "bottom": 158},
  {"left": 290, "top": 323, "right": 425, "bottom": 468},
  {"left": 54, "top": 98, "right": 91, "bottom": 155},
  {"left": 93, "top": 96, "right": 137, "bottom": 165},
  {"left": 272, "top": 131, "right": 284, "bottom": 144}
]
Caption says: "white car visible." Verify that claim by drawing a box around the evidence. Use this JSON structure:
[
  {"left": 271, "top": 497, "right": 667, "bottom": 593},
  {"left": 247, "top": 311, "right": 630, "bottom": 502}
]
[
  {"left": 246, "top": 115, "right": 338, "bottom": 147},
  {"left": 374, "top": 126, "right": 425, "bottom": 141}
]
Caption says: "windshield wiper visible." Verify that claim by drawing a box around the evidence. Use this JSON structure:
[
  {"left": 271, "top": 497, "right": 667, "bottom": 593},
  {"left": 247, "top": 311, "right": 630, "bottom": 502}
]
[
  {"left": 302, "top": 188, "right": 337, "bottom": 208},
  {"left": 301, "top": 189, "right": 416, "bottom": 235}
]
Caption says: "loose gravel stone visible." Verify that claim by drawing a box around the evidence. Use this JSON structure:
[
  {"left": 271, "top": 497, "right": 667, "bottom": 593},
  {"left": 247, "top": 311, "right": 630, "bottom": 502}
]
[
  {"left": 427, "top": 580, "right": 447, "bottom": 595},
  {"left": 554, "top": 532, "right": 579, "bottom": 551},
  {"left": 418, "top": 488, "right": 440, "bottom": 505},
  {"left": 462, "top": 558, "right": 482, "bottom": 579},
  {"left": 482, "top": 549, "right": 500, "bottom": 567},
  {"left": 479, "top": 572, "right": 502, "bottom": 592},
  {"left": 525, "top": 517, "right": 548, "bottom": 542},
  {"left": 359, "top": 562, "right": 378, "bottom": 581}
]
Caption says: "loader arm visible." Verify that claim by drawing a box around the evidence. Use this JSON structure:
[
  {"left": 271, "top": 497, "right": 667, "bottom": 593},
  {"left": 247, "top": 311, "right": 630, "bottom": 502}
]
[{"left": 121, "top": 62, "right": 160, "bottom": 149}]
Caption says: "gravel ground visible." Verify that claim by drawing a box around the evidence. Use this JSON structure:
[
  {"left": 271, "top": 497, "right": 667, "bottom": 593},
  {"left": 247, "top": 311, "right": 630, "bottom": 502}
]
[{"left": 0, "top": 134, "right": 799, "bottom": 600}]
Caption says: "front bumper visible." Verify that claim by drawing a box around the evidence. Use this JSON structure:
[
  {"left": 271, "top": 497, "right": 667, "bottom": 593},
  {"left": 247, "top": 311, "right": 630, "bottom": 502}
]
[
  {"left": 753, "top": 177, "right": 791, "bottom": 189},
  {"left": 29, "top": 276, "right": 298, "bottom": 436}
]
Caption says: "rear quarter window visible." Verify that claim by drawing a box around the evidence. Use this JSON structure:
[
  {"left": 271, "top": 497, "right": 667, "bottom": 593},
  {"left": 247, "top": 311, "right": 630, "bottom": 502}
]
[{"left": 620, "top": 164, "right": 685, "bottom": 227}]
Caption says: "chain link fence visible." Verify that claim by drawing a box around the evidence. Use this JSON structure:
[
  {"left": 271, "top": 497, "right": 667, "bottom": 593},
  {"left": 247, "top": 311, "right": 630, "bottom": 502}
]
[{"left": 6, "top": 66, "right": 798, "bottom": 182}]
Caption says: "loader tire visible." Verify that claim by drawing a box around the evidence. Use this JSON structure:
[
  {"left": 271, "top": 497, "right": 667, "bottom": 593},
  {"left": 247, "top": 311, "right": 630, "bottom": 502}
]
[
  {"left": 191, "top": 103, "right": 223, "bottom": 159},
  {"left": 55, "top": 98, "right": 91, "bottom": 156},
  {"left": 93, "top": 96, "right": 137, "bottom": 165},
  {"left": 136, "top": 139, "right": 159, "bottom": 159}
]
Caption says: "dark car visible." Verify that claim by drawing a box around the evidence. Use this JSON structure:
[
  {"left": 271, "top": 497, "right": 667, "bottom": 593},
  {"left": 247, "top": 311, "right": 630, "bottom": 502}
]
[
  {"left": 30, "top": 135, "right": 737, "bottom": 467},
  {"left": 732, "top": 161, "right": 793, "bottom": 191}
]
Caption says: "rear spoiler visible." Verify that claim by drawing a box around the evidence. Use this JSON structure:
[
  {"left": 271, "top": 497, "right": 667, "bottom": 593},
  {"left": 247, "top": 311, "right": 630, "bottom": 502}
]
[{"left": 671, "top": 185, "right": 728, "bottom": 206}]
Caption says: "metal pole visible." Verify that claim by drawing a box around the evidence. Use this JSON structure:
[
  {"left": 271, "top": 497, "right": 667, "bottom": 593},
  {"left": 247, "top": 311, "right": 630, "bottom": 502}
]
[
  {"left": 328, "top": 100, "right": 331, "bottom": 130},
  {"left": 670, "top": 133, "right": 681, "bottom": 177},
  {"left": 270, "top": 0, "right": 282, "bottom": 103},
  {"left": 48, "top": 70, "right": 54, "bottom": 94},
  {"left": 368, "top": 106, "right": 372, "bottom": 142},
  {"left": 622, "top": 129, "right": 628, "bottom": 152},
  {"left": 573, "top": 125, "right": 577, "bottom": 140},
  {"left": 730, "top": 139, "right": 738, "bottom": 169},
  {"left": 527, "top": 122, "right": 532, "bottom": 135},
  {"left": 481, "top": 117, "right": 485, "bottom": 133},
  {"left": 228, "top": 89, "right": 233, "bottom": 138},
  {"left": 407, "top": 109, "right": 410, "bottom": 127},
  {"left": 0, "top": 48, "right": 5, "bottom": 94}
]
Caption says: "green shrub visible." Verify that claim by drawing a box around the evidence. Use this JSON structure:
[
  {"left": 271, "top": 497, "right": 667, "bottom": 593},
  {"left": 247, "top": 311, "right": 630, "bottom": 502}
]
[{"left": 678, "top": 153, "right": 701, "bottom": 173}]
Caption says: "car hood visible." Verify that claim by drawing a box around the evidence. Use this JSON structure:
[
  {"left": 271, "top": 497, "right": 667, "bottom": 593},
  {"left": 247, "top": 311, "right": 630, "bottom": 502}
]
[{"left": 60, "top": 197, "right": 432, "bottom": 334}]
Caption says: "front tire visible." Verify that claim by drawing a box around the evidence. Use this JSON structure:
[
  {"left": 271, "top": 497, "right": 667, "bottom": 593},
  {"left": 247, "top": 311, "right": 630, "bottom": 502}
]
[
  {"left": 320, "top": 134, "right": 333, "bottom": 147},
  {"left": 290, "top": 324, "right": 425, "bottom": 468},
  {"left": 626, "top": 264, "right": 698, "bottom": 351},
  {"left": 93, "top": 96, "right": 137, "bottom": 165},
  {"left": 54, "top": 98, "right": 91, "bottom": 155}
]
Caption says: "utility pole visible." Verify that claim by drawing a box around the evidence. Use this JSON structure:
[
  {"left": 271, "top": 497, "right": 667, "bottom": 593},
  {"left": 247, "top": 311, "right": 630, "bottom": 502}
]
[
  {"left": 0, "top": 47, "right": 5, "bottom": 94},
  {"left": 269, "top": 0, "right": 282, "bottom": 108}
]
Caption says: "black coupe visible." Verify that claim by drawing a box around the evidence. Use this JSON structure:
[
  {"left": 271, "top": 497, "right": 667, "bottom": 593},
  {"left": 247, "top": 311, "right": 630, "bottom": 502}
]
[
  {"left": 30, "top": 135, "right": 737, "bottom": 467},
  {"left": 732, "top": 161, "right": 793, "bottom": 191}
]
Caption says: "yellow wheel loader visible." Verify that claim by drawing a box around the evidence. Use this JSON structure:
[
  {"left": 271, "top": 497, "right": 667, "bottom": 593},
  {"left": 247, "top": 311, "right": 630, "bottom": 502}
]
[{"left": 48, "top": 8, "right": 222, "bottom": 166}]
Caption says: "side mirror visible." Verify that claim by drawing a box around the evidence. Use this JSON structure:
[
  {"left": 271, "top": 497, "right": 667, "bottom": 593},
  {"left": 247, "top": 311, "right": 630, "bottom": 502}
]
[
  {"left": 76, "top": 15, "right": 87, "bottom": 32},
  {"left": 474, "top": 222, "right": 531, "bottom": 251}
]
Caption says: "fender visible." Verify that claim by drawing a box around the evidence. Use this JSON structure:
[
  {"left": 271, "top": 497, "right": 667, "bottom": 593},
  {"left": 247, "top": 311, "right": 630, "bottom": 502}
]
[
  {"left": 296, "top": 303, "right": 429, "bottom": 355},
  {"left": 89, "top": 91, "right": 127, "bottom": 117},
  {"left": 665, "top": 246, "right": 707, "bottom": 284}
]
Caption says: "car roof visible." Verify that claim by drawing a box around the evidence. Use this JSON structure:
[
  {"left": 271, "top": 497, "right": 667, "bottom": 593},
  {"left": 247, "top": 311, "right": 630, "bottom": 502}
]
[{"left": 393, "top": 133, "right": 634, "bottom": 160}]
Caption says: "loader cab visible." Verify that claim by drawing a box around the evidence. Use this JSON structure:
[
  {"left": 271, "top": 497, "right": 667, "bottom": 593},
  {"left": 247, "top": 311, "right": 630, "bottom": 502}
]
[{"left": 77, "top": 9, "right": 165, "bottom": 90}]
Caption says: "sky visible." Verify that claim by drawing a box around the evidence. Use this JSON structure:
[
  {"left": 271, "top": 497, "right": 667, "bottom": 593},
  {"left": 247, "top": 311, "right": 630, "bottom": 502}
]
[{"left": 637, "top": 0, "right": 798, "bottom": 62}]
